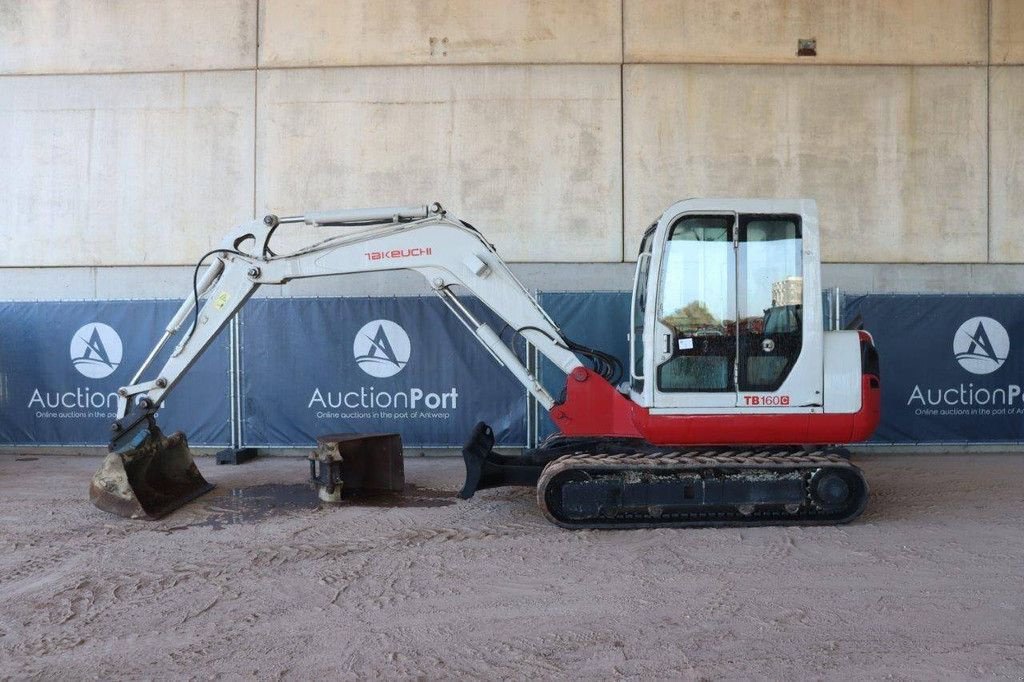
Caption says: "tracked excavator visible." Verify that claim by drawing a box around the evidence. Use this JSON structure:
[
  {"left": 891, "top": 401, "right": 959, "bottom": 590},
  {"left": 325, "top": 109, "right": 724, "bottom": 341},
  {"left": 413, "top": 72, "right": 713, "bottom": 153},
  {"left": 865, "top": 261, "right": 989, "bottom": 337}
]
[{"left": 91, "top": 199, "right": 880, "bottom": 528}]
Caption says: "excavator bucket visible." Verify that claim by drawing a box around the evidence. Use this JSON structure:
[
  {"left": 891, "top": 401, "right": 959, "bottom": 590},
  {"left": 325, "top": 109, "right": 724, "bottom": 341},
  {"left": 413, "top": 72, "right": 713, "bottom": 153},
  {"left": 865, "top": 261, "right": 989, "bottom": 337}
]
[{"left": 89, "top": 420, "right": 213, "bottom": 520}]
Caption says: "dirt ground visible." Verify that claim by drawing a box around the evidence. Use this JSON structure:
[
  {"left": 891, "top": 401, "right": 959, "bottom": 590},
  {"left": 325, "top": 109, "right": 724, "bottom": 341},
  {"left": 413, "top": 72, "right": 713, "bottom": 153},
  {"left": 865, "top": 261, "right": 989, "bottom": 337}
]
[{"left": 1, "top": 452, "right": 1022, "bottom": 680}]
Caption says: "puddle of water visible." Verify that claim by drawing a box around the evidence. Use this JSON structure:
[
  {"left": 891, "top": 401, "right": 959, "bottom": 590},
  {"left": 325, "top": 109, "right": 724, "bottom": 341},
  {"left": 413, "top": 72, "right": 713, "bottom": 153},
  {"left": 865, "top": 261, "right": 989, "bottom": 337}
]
[
  {"left": 196, "top": 483, "right": 316, "bottom": 529},
  {"left": 15, "top": 456, "right": 38, "bottom": 461},
  {"left": 342, "top": 484, "right": 457, "bottom": 509},
  {"left": 191, "top": 483, "right": 456, "bottom": 530}
]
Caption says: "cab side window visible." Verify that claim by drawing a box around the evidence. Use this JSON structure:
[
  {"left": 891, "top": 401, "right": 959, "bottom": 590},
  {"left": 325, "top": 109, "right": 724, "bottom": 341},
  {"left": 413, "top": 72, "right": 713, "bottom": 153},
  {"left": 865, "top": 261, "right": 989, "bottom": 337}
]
[{"left": 737, "top": 216, "right": 803, "bottom": 391}]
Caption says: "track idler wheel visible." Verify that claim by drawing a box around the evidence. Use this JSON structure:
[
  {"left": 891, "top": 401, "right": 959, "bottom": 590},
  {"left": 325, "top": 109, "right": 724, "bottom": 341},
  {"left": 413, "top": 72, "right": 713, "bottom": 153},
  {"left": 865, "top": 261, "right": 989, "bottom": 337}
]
[{"left": 809, "top": 468, "right": 857, "bottom": 510}]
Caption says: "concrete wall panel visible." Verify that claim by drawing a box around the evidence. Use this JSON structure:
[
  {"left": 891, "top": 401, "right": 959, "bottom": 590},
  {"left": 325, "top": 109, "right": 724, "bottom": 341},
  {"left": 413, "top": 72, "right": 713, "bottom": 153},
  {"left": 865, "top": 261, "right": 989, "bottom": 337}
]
[
  {"left": 623, "top": 65, "right": 988, "bottom": 263},
  {"left": 990, "top": 67, "right": 1024, "bottom": 262},
  {"left": 625, "top": 0, "right": 988, "bottom": 65},
  {"left": 256, "top": 65, "right": 622, "bottom": 262},
  {"left": 0, "top": 1, "right": 256, "bottom": 75},
  {"left": 259, "top": 0, "right": 621, "bottom": 67},
  {"left": 0, "top": 71, "right": 255, "bottom": 267},
  {"left": 992, "top": 0, "right": 1024, "bottom": 64}
]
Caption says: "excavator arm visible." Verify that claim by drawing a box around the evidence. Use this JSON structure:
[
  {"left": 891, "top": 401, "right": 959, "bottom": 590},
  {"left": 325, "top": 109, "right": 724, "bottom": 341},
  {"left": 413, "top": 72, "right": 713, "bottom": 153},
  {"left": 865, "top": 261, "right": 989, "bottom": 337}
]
[{"left": 111, "top": 202, "right": 590, "bottom": 441}]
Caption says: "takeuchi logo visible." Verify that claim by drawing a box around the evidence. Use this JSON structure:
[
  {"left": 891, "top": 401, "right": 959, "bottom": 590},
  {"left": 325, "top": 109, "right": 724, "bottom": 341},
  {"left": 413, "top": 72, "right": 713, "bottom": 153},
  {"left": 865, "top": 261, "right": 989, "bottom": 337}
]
[
  {"left": 70, "top": 323, "right": 123, "bottom": 379},
  {"left": 353, "top": 320, "right": 410, "bottom": 378},
  {"left": 953, "top": 316, "right": 1009, "bottom": 375}
]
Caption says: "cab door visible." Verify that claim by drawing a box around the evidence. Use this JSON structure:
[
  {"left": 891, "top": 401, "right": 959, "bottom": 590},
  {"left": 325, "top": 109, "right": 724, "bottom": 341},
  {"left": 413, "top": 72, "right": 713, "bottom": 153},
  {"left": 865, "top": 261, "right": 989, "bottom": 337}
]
[{"left": 648, "top": 212, "right": 739, "bottom": 410}]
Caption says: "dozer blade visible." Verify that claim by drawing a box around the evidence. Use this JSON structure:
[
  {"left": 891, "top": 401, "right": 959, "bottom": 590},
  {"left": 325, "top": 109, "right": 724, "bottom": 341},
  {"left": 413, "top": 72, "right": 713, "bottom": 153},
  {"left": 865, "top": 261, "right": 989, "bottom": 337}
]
[
  {"left": 90, "top": 420, "right": 214, "bottom": 520},
  {"left": 458, "top": 422, "right": 551, "bottom": 499}
]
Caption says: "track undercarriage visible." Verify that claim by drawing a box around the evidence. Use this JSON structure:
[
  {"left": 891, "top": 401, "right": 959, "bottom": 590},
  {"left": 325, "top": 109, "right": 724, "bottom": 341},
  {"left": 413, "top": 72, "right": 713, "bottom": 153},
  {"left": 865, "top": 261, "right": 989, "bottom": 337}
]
[{"left": 460, "top": 423, "right": 869, "bottom": 529}]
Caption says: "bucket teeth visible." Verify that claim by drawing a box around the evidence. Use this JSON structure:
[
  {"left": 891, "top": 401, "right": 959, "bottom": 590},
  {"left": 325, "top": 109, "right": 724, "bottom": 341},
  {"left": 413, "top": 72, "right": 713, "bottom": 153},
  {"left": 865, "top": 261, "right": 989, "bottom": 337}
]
[{"left": 90, "top": 423, "right": 214, "bottom": 520}]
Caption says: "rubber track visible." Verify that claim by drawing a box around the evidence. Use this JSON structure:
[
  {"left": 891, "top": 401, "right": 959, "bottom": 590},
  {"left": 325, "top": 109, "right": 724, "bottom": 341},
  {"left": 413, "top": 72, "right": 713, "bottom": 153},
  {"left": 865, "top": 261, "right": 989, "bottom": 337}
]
[{"left": 537, "top": 449, "right": 869, "bottom": 530}]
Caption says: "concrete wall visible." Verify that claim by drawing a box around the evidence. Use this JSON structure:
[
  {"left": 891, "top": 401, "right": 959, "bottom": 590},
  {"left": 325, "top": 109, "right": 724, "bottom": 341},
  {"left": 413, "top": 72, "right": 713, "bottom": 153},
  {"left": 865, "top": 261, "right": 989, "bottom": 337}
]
[
  {"left": 625, "top": 0, "right": 989, "bottom": 65},
  {"left": 623, "top": 64, "right": 989, "bottom": 262},
  {"left": 1, "top": 0, "right": 1022, "bottom": 294},
  {"left": 255, "top": 65, "right": 621, "bottom": 262},
  {"left": 0, "top": 1, "right": 256, "bottom": 74},
  {"left": 993, "top": 0, "right": 1024, "bottom": 63},
  {"left": 259, "top": 0, "right": 622, "bottom": 66},
  {"left": 0, "top": 71, "right": 255, "bottom": 267},
  {"left": 990, "top": 65, "right": 1024, "bottom": 262}
]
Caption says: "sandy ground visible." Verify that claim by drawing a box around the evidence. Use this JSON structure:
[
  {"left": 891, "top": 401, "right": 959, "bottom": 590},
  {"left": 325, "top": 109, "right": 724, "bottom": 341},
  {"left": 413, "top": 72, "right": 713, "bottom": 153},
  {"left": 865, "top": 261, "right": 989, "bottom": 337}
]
[{"left": 1, "top": 452, "right": 1022, "bottom": 681}]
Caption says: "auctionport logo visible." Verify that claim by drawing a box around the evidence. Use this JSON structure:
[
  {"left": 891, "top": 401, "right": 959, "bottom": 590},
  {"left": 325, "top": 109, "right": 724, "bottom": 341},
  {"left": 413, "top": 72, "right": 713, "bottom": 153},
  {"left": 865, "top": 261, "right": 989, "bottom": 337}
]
[
  {"left": 953, "top": 316, "right": 1008, "bottom": 375},
  {"left": 70, "top": 323, "right": 123, "bottom": 379},
  {"left": 309, "top": 318, "right": 457, "bottom": 418},
  {"left": 353, "top": 319, "right": 410, "bottom": 378}
]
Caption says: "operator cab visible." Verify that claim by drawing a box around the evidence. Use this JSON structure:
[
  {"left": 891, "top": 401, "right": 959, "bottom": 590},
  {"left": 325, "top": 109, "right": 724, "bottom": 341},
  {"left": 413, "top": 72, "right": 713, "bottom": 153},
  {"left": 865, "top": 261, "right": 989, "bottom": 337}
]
[{"left": 630, "top": 199, "right": 823, "bottom": 413}]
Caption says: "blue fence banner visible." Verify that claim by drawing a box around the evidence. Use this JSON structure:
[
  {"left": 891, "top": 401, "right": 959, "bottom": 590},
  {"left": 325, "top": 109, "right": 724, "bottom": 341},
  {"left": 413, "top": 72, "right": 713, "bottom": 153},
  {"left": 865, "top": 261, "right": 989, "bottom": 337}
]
[
  {"left": 0, "top": 300, "right": 231, "bottom": 446},
  {"left": 6, "top": 292, "right": 1020, "bottom": 449},
  {"left": 535, "top": 292, "right": 631, "bottom": 440},
  {"left": 845, "top": 294, "right": 1024, "bottom": 443},
  {"left": 238, "top": 297, "right": 527, "bottom": 448}
]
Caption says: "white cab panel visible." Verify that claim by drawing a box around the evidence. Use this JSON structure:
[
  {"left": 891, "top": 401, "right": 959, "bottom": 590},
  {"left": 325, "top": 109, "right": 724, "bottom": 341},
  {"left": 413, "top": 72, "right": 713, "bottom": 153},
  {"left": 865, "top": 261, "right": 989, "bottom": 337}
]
[{"left": 823, "top": 331, "right": 863, "bottom": 414}]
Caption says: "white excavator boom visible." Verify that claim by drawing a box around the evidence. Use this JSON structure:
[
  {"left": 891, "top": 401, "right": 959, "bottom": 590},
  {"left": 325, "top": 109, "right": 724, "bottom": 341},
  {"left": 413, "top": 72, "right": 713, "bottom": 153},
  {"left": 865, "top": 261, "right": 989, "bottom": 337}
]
[{"left": 114, "top": 203, "right": 584, "bottom": 422}]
